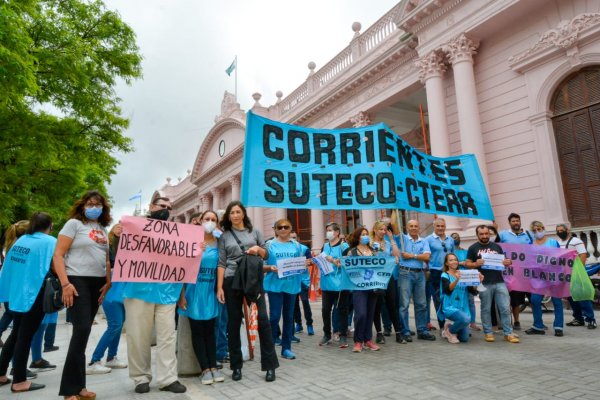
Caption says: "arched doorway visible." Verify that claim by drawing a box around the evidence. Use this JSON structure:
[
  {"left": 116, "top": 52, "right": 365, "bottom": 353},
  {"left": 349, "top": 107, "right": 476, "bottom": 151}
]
[{"left": 551, "top": 66, "right": 600, "bottom": 227}]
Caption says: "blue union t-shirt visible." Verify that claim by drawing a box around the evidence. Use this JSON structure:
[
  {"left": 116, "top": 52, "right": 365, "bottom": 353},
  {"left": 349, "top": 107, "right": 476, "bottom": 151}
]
[
  {"left": 320, "top": 240, "right": 350, "bottom": 291},
  {"left": 263, "top": 240, "right": 308, "bottom": 294},
  {"left": 178, "top": 244, "right": 219, "bottom": 320}
]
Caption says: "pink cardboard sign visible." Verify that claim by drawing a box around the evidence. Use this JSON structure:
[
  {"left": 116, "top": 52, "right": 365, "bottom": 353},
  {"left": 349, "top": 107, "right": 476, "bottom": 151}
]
[
  {"left": 113, "top": 216, "right": 204, "bottom": 283},
  {"left": 502, "top": 243, "right": 576, "bottom": 298}
]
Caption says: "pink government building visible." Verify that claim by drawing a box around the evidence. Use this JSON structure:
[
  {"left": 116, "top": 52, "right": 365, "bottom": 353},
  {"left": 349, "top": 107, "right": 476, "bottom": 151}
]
[{"left": 152, "top": 0, "right": 600, "bottom": 262}]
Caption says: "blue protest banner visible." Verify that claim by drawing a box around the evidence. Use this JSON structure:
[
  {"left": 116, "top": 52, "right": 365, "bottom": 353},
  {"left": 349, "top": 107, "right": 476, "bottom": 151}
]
[
  {"left": 338, "top": 256, "right": 396, "bottom": 291},
  {"left": 240, "top": 111, "right": 494, "bottom": 220}
]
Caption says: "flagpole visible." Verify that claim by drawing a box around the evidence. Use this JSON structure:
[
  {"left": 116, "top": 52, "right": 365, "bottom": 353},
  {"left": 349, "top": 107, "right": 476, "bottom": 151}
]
[{"left": 234, "top": 55, "right": 238, "bottom": 101}]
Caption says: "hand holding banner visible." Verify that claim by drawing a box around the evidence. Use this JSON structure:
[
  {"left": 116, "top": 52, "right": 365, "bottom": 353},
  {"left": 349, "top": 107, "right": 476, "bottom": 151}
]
[{"left": 113, "top": 216, "right": 204, "bottom": 284}]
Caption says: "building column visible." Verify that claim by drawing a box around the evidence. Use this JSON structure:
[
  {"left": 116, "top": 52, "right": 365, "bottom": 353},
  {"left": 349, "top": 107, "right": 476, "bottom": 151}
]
[
  {"left": 310, "top": 210, "right": 324, "bottom": 253},
  {"left": 444, "top": 33, "right": 489, "bottom": 187},
  {"left": 200, "top": 193, "right": 212, "bottom": 212},
  {"left": 228, "top": 175, "right": 240, "bottom": 201},
  {"left": 351, "top": 111, "right": 379, "bottom": 231},
  {"left": 416, "top": 49, "right": 461, "bottom": 231},
  {"left": 211, "top": 188, "right": 223, "bottom": 211},
  {"left": 275, "top": 208, "right": 287, "bottom": 223},
  {"left": 253, "top": 207, "right": 264, "bottom": 234}
]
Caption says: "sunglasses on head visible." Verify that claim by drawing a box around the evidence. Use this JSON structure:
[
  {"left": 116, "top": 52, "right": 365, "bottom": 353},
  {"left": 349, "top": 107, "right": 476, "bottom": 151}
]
[
  {"left": 441, "top": 242, "right": 447, "bottom": 252},
  {"left": 276, "top": 225, "right": 291, "bottom": 230}
]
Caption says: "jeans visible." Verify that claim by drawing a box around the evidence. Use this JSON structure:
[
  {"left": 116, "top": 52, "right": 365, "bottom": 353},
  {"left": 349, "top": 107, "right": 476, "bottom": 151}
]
[
  {"left": 91, "top": 300, "right": 125, "bottom": 362},
  {"left": 188, "top": 318, "right": 217, "bottom": 370},
  {"left": 352, "top": 291, "right": 378, "bottom": 343},
  {"left": 398, "top": 269, "right": 427, "bottom": 335},
  {"left": 267, "top": 292, "right": 296, "bottom": 352},
  {"left": 59, "top": 276, "right": 105, "bottom": 396},
  {"left": 0, "top": 289, "right": 45, "bottom": 383},
  {"left": 223, "top": 278, "right": 279, "bottom": 371},
  {"left": 31, "top": 322, "right": 47, "bottom": 362},
  {"left": 479, "top": 282, "right": 513, "bottom": 335},
  {"left": 531, "top": 294, "right": 564, "bottom": 330},
  {"left": 446, "top": 310, "right": 470, "bottom": 342},
  {"left": 215, "top": 302, "right": 229, "bottom": 360},
  {"left": 426, "top": 270, "right": 444, "bottom": 328},
  {"left": 568, "top": 297, "right": 596, "bottom": 323},
  {"left": 322, "top": 290, "right": 349, "bottom": 337},
  {"left": 468, "top": 294, "right": 477, "bottom": 324},
  {"left": 293, "top": 286, "right": 313, "bottom": 327}
]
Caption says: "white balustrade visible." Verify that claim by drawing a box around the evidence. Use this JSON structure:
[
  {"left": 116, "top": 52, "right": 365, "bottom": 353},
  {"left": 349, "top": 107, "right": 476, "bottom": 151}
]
[{"left": 572, "top": 226, "right": 600, "bottom": 264}]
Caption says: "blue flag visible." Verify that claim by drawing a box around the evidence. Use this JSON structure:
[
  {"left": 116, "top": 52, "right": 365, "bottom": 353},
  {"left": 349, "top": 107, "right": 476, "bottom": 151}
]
[
  {"left": 225, "top": 56, "right": 237, "bottom": 76},
  {"left": 240, "top": 112, "right": 494, "bottom": 220},
  {"left": 338, "top": 256, "right": 396, "bottom": 291},
  {"left": 128, "top": 190, "right": 141, "bottom": 201}
]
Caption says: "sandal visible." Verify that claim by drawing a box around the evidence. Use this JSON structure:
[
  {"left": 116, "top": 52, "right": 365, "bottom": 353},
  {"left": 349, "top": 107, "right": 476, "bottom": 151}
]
[
  {"left": 79, "top": 389, "right": 97, "bottom": 400},
  {"left": 0, "top": 377, "right": 12, "bottom": 386}
]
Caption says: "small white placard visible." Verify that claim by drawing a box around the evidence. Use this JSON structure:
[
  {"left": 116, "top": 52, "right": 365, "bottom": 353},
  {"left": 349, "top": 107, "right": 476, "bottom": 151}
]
[
  {"left": 456, "top": 269, "right": 480, "bottom": 286},
  {"left": 276, "top": 257, "right": 307, "bottom": 278},
  {"left": 312, "top": 253, "right": 335, "bottom": 276},
  {"left": 481, "top": 253, "right": 505, "bottom": 271}
]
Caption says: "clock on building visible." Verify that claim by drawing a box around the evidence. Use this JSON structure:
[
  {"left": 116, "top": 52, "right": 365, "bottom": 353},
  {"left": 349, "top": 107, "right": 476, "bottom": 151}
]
[{"left": 218, "top": 140, "right": 225, "bottom": 157}]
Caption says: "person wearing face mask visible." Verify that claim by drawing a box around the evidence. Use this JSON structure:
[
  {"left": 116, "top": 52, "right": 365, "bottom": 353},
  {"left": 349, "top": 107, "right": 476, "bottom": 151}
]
[
  {"left": 53, "top": 191, "right": 113, "bottom": 400},
  {"left": 451, "top": 233, "right": 481, "bottom": 331},
  {"left": 121, "top": 197, "right": 187, "bottom": 394},
  {"left": 177, "top": 211, "right": 225, "bottom": 385},
  {"left": 346, "top": 227, "right": 381, "bottom": 352},
  {"left": 319, "top": 222, "right": 350, "bottom": 349},
  {"left": 494, "top": 213, "right": 533, "bottom": 331},
  {"left": 525, "top": 221, "right": 564, "bottom": 337},
  {"left": 556, "top": 223, "right": 596, "bottom": 329}
]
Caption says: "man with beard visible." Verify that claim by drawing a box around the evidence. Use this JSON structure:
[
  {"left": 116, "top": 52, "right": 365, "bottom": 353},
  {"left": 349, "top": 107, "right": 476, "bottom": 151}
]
[
  {"left": 466, "top": 225, "right": 519, "bottom": 343},
  {"left": 494, "top": 213, "right": 532, "bottom": 331},
  {"left": 123, "top": 197, "right": 187, "bottom": 394}
]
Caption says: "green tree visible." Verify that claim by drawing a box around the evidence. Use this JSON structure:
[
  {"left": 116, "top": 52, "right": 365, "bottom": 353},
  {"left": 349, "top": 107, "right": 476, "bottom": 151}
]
[{"left": 0, "top": 0, "right": 142, "bottom": 229}]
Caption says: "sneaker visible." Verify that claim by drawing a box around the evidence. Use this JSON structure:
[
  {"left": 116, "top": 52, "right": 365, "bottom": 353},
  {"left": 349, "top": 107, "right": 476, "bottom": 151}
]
[
  {"left": 274, "top": 337, "right": 282, "bottom": 346},
  {"left": 447, "top": 333, "right": 460, "bottom": 344},
  {"left": 504, "top": 334, "right": 520, "bottom": 343},
  {"left": 29, "top": 359, "right": 56, "bottom": 372},
  {"left": 402, "top": 334, "right": 413, "bottom": 343},
  {"left": 396, "top": 333, "right": 407, "bottom": 344},
  {"left": 160, "top": 381, "right": 186, "bottom": 393},
  {"left": 43, "top": 345, "right": 59, "bottom": 352},
  {"left": 352, "top": 342, "right": 362, "bottom": 353},
  {"left": 375, "top": 332, "right": 385, "bottom": 344},
  {"left": 307, "top": 325, "right": 315, "bottom": 336},
  {"left": 291, "top": 336, "right": 301, "bottom": 343},
  {"left": 383, "top": 328, "right": 392, "bottom": 337},
  {"left": 211, "top": 369, "right": 225, "bottom": 383},
  {"left": 339, "top": 336, "right": 348, "bottom": 348},
  {"left": 332, "top": 332, "right": 340, "bottom": 342},
  {"left": 319, "top": 336, "right": 331, "bottom": 346},
  {"left": 441, "top": 325, "right": 450, "bottom": 340},
  {"left": 417, "top": 332, "right": 436, "bottom": 341},
  {"left": 469, "top": 323, "right": 482, "bottom": 331},
  {"left": 524, "top": 327, "right": 545, "bottom": 335},
  {"left": 281, "top": 349, "right": 296, "bottom": 360},
  {"left": 105, "top": 356, "right": 127, "bottom": 369},
  {"left": 554, "top": 329, "right": 564, "bottom": 337},
  {"left": 135, "top": 383, "right": 150, "bottom": 394},
  {"left": 10, "top": 368, "right": 37, "bottom": 380},
  {"left": 588, "top": 321, "right": 597, "bottom": 329},
  {"left": 201, "top": 370, "right": 214, "bottom": 385},
  {"left": 86, "top": 361, "right": 111, "bottom": 375},
  {"left": 364, "top": 340, "right": 380, "bottom": 351},
  {"left": 513, "top": 321, "right": 521, "bottom": 331},
  {"left": 566, "top": 319, "right": 585, "bottom": 327},
  {"left": 426, "top": 323, "right": 437, "bottom": 331},
  {"left": 485, "top": 334, "right": 495, "bottom": 342},
  {"left": 295, "top": 323, "right": 303, "bottom": 333}
]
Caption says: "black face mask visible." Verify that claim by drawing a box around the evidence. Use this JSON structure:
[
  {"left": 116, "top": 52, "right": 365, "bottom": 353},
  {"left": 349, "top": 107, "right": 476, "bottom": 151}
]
[
  {"left": 557, "top": 231, "right": 568, "bottom": 240},
  {"left": 150, "top": 209, "right": 170, "bottom": 221}
]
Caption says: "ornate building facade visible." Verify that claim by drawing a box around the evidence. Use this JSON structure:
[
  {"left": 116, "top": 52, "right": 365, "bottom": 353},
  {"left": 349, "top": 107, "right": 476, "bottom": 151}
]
[{"left": 154, "top": 0, "right": 600, "bottom": 261}]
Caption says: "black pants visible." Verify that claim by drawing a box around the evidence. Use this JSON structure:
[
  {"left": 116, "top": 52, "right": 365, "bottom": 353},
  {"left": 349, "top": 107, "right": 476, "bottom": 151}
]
[
  {"left": 374, "top": 278, "right": 403, "bottom": 333},
  {"left": 293, "top": 285, "right": 313, "bottom": 326},
  {"left": 223, "top": 277, "right": 279, "bottom": 371},
  {"left": 0, "top": 288, "right": 45, "bottom": 383},
  {"left": 188, "top": 318, "right": 217, "bottom": 371},
  {"left": 321, "top": 290, "right": 350, "bottom": 338},
  {"left": 59, "top": 276, "right": 105, "bottom": 396}
]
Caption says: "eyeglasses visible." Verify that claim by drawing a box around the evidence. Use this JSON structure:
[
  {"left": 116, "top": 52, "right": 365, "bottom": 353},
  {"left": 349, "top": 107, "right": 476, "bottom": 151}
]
[
  {"left": 276, "top": 225, "right": 291, "bottom": 230},
  {"left": 156, "top": 204, "right": 172, "bottom": 210}
]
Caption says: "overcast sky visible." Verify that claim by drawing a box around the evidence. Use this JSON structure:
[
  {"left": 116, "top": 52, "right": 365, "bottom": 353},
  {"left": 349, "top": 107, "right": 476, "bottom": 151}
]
[{"left": 103, "top": 0, "right": 399, "bottom": 222}]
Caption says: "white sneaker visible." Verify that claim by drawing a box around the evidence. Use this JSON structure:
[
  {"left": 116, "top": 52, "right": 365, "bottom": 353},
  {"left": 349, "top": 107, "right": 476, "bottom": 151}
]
[
  {"left": 86, "top": 361, "right": 111, "bottom": 375},
  {"left": 447, "top": 333, "right": 460, "bottom": 344},
  {"left": 105, "top": 356, "right": 127, "bottom": 369}
]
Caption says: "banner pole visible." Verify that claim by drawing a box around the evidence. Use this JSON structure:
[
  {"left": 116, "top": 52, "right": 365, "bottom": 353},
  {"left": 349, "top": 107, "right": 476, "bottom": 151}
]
[{"left": 395, "top": 209, "right": 405, "bottom": 253}]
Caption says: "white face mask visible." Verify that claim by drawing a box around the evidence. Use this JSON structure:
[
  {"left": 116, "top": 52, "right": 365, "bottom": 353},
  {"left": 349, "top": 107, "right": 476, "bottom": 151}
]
[
  {"left": 203, "top": 221, "right": 217, "bottom": 234},
  {"left": 326, "top": 231, "right": 335, "bottom": 241},
  {"left": 534, "top": 230, "right": 545, "bottom": 240}
]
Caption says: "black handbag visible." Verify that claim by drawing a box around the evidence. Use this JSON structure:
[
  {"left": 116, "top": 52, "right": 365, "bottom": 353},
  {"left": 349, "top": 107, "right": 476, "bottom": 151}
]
[{"left": 43, "top": 274, "right": 64, "bottom": 313}]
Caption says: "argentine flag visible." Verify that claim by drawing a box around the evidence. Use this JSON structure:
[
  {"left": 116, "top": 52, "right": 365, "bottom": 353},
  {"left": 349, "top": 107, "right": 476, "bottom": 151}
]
[{"left": 128, "top": 190, "right": 142, "bottom": 201}]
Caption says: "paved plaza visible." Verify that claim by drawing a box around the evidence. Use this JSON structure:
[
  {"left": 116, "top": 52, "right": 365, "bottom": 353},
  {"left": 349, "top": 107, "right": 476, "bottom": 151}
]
[{"left": 4, "top": 300, "right": 600, "bottom": 400}]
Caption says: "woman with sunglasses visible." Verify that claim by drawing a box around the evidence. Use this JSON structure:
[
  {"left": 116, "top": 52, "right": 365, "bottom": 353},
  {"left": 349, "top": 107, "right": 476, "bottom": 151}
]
[
  {"left": 370, "top": 221, "right": 404, "bottom": 344},
  {"left": 525, "top": 220, "right": 563, "bottom": 337},
  {"left": 178, "top": 210, "right": 225, "bottom": 385},
  {"left": 264, "top": 219, "right": 310, "bottom": 360},
  {"left": 216, "top": 201, "right": 278, "bottom": 382}
]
